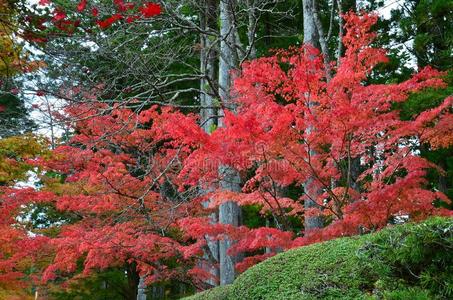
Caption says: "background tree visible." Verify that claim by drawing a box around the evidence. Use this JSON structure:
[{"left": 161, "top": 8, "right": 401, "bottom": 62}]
[{"left": 0, "top": 0, "right": 36, "bottom": 137}]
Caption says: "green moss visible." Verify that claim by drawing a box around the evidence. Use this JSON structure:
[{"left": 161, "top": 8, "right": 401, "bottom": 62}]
[
  {"left": 229, "top": 236, "right": 373, "bottom": 300},
  {"left": 184, "top": 285, "right": 232, "bottom": 300},
  {"left": 184, "top": 217, "right": 453, "bottom": 300}
]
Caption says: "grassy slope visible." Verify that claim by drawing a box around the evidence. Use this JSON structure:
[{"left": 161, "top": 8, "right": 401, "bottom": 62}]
[{"left": 185, "top": 217, "right": 453, "bottom": 300}]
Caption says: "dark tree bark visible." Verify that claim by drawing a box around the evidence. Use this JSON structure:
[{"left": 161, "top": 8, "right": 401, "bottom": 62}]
[{"left": 126, "top": 263, "right": 140, "bottom": 300}]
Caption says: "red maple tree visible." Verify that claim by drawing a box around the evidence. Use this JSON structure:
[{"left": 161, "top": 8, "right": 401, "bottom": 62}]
[
  {"left": 0, "top": 11, "right": 451, "bottom": 291},
  {"left": 0, "top": 102, "right": 210, "bottom": 289},
  {"left": 177, "top": 12, "right": 453, "bottom": 271}
]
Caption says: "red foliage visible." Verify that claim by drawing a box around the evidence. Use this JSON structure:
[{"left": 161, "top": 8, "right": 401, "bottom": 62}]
[
  {"left": 23, "top": 1, "right": 161, "bottom": 41},
  {"left": 38, "top": 0, "right": 51, "bottom": 6},
  {"left": 91, "top": 7, "right": 99, "bottom": 17},
  {"left": 35, "top": 90, "right": 46, "bottom": 96},
  {"left": 177, "top": 12, "right": 452, "bottom": 271},
  {"left": 96, "top": 13, "right": 123, "bottom": 29},
  {"left": 1, "top": 11, "right": 451, "bottom": 290},
  {"left": 77, "top": 0, "right": 87, "bottom": 12},
  {"left": 126, "top": 15, "right": 140, "bottom": 23},
  {"left": 52, "top": 9, "right": 67, "bottom": 22},
  {"left": 0, "top": 100, "right": 209, "bottom": 287},
  {"left": 140, "top": 2, "right": 162, "bottom": 18},
  {"left": 114, "top": 0, "right": 135, "bottom": 12}
]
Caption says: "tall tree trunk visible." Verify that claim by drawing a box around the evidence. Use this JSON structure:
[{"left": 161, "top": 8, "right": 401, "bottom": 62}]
[
  {"left": 336, "top": 0, "right": 343, "bottom": 63},
  {"left": 218, "top": 0, "right": 238, "bottom": 117},
  {"left": 137, "top": 275, "right": 147, "bottom": 300},
  {"left": 200, "top": 0, "right": 220, "bottom": 287},
  {"left": 303, "top": 0, "right": 318, "bottom": 47},
  {"left": 218, "top": 0, "right": 242, "bottom": 285},
  {"left": 313, "top": 2, "right": 332, "bottom": 80},
  {"left": 218, "top": 166, "right": 241, "bottom": 285},
  {"left": 200, "top": 0, "right": 218, "bottom": 133},
  {"left": 303, "top": 0, "right": 323, "bottom": 232},
  {"left": 336, "top": 0, "right": 357, "bottom": 62},
  {"left": 340, "top": 1, "right": 359, "bottom": 194},
  {"left": 126, "top": 263, "right": 140, "bottom": 300}
]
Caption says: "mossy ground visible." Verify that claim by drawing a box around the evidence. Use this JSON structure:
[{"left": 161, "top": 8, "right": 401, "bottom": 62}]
[{"left": 184, "top": 217, "right": 453, "bottom": 300}]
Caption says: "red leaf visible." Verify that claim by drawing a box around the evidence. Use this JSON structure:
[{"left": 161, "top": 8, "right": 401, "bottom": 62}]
[
  {"left": 77, "top": 0, "right": 87, "bottom": 12},
  {"left": 38, "top": 0, "right": 51, "bottom": 5},
  {"left": 139, "top": 2, "right": 161, "bottom": 18},
  {"left": 96, "top": 14, "right": 123, "bottom": 29},
  {"left": 114, "top": 0, "right": 135, "bottom": 12},
  {"left": 53, "top": 9, "right": 67, "bottom": 21},
  {"left": 92, "top": 7, "right": 99, "bottom": 17},
  {"left": 126, "top": 15, "right": 140, "bottom": 23}
]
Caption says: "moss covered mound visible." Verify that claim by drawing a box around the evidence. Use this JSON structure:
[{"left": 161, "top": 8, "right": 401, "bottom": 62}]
[{"left": 185, "top": 217, "right": 453, "bottom": 300}]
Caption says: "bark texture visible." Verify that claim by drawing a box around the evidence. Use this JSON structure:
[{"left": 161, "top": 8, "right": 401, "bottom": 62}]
[
  {"left": 217, "top": 1, "right": 242, "bottom": 285},
  {"left": 137, "top": 275, "right": 147, "bottom": 300},
  {"left": 218, "top": 165, "right": 242, "bottom": 285},
  {"left": 303, "top": 0, "right": 324, "bottom": 232}
]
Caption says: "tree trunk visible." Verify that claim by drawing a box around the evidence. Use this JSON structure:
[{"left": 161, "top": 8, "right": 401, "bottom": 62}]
[
  {"left": 303, "top": 0, "right": 323, "bottom": 232},
  {"left": 126, "top": 263, "right": 140, "bottom": 300},
  {"left": 199, "top": 0, "right": 221, "bottom": 287},
  {"left": 137, "top": 275, "right": 147, "bottom": 300},
  {"left": 336, "top": 0, "right": 343, "bottom": 63},
  {"left": 336, "top": 0, "right": 357, "bottom": 62},
  {"left": 349, "top": 157, "right": 361, "bottom": 192},
  {"left": 217, "top": 0, "right": 242, "bottom": 285},
  {"left": 313, "top": 2, "right": 332, "bottom": 80},
  {"left": 218, "top": 165, "right": 241, "bottom": 285},
  {"left": 200, "top": 0, "right": 218, "bottom": 133},
  {"left": 218, "top": 0, "right": 238, "bottom": 121},
  {"left": 303, "top": 0, "right": 318, "bottom": 47}
]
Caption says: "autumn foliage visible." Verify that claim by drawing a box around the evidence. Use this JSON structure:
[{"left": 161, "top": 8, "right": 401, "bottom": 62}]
[
  {"left": 0, "top": 11, "right": 451, "bottom": 291},
  {"left": 20, "top": 0, "right": 162, "bottom": 44},
  {"left": 177, "top": 12, "right": 452, "bottom": 270}
]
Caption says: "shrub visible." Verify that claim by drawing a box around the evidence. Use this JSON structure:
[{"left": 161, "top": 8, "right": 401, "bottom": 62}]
[{"left": 185, "top": 217, "right": 453, "bottom": 300}]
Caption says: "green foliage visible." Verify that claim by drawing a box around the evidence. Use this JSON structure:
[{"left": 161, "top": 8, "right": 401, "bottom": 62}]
[
  {"left": 0, "top": 92, "right": 35, "bottom": 137},
  {"left": 50, "top": 268, "right": 195, "bottom": 300},
  {"left": 186, "top": 217, "right": 453, "bottom": 300},
  {"left": 22, "top": 203, "right": 74, "bottom": 230},
  {"left": 208, "top": 123, "right": 217, "bottom": 134},
  {"left": 0, "top": 0, "right": 36, "bottom": 137},
  {"left": 364, "top": 217, "right": 453, "bottom": 298},
  {"left": 0, "top": 134, "right": 47, "bottom": 185},
  {"left": 242, "top": 205, "right": 266, "bottom": 229},
  {"left": 381, "top": 287, "right": 432, "bottom": 300},
  {"left": 184, "top": 285, "right": 232, "bottom": 300},
  {"left": 399, "top": 71, "right": 453, "bottom": 121},
  {"left": 50, "top": 269, "right": 132, "bottom": 300},
  {"left": 387, "top": 0, "right": 453, "bottom": 70},
  {"left": 252, "top": 0, "right": 302, "bottom": 57},
  {"left": 397, "top": 70, "right": 453, "bottom": 201},
  {"left": 230, "top": 237, "right": 370, "bottom": 300}
]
